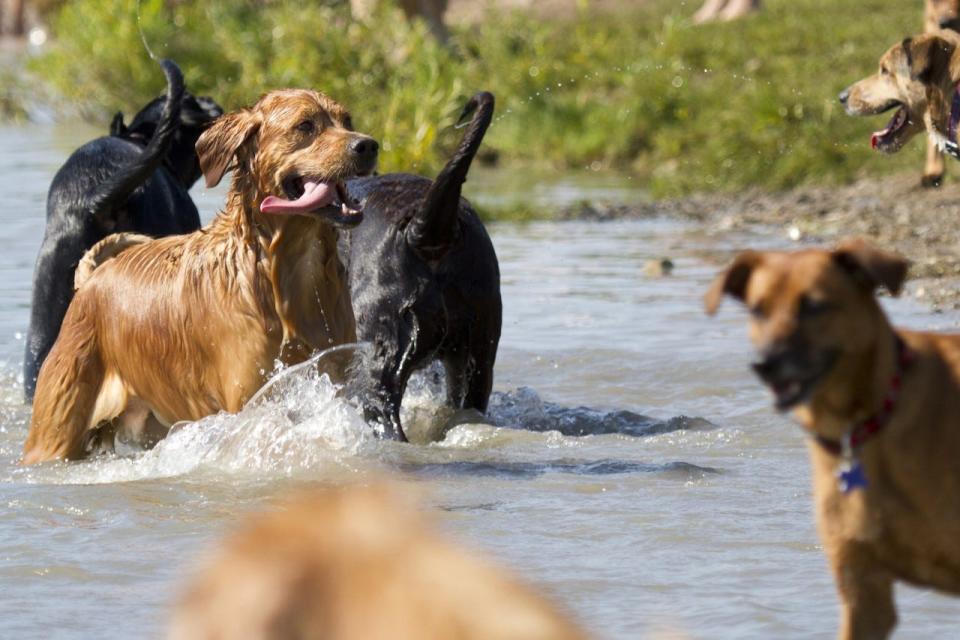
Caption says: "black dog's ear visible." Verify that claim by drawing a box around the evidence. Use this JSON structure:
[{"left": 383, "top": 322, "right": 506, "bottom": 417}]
[
  {"left": 110, "top": 111, "right": 127, "bottom": 137},
  {"left": 904, "top": 35, "right": 955, "bottom": 83},
  {"left": 195, "top": 109, "right": 261, "bottom": 188},
  {"left": 704, "top": 250, "right": 762, "bottom": 315},
  {"left": 832, "top": 238, "right": 909, "bottom": 297}
]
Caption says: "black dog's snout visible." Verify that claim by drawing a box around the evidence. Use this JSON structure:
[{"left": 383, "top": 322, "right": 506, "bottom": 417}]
[{"left": 838, "top": 89, "right": 850, "bottom": 105}]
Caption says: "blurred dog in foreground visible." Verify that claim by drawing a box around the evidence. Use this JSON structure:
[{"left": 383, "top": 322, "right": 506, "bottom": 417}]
[
  {"left": 23, "top": 59, "right": 221, "bottom": 401},
  {"left": 23, "top": 89, "right": 377, "bottom": 464},
  {"left": 342, "top": 92, "right": 501, "bottom": 442},
  {"left": 706, "top": 239, "right": 960, "bottom": 639},
  {"left": 168, "top": 484, "right": 586, "bottom": 640}
]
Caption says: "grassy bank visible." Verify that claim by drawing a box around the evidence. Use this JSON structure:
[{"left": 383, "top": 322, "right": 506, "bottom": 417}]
[{"left": 28, "top": 0, "right": 924, "bottom": 196}]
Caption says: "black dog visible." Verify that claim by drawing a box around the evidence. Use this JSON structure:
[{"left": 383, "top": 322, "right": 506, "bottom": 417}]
[
  {"left": 23, "top": 59, "right": 222, "bottom": 400},
  {"left": 344, "top": 92, "right": 502, "bottom": 441}
]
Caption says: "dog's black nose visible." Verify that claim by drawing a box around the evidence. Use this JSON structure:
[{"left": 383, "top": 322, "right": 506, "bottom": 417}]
[
  {"left": 751, "top": 346, "right": 792, "bottom": 382},
  {"left": 350, "top": 137, "right": 379, "bottom": 159},
  {"left": 838, "top": 89, "right": 850, "bottom": 105}
]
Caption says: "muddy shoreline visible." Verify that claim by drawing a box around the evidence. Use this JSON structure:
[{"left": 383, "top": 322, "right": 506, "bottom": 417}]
[{"left": 563, "top": 172, "right": 960, "bottom": 311}]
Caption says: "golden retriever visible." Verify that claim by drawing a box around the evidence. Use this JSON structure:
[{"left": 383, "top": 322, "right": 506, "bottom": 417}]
[{"left": 23, "top": 89, "right": 378, "bottom": 464}]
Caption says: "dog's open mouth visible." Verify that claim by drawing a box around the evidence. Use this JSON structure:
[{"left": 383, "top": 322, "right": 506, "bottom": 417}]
[
  {"left": 767, "top": 376, "right": 820, "bottom": 411},
  {"left": 260, "top": 176, "right": 363, "bottom": 227},
  {"left": 871, "top": 103, "right": 909, "bottom": 151},
  {"left": 752, "top": 350, "right": 838, "bottom": 412}
]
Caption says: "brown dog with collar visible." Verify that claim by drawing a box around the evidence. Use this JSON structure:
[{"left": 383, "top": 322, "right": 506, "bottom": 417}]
[
  {"left": 840, "top": 32, "right": 960, "bottom": 170},
  {"left": 922, "top": 0, "right": 960, "bottom": 185},
  {"left": 706, "top": 239, "right": 960, "bottom": 639}
]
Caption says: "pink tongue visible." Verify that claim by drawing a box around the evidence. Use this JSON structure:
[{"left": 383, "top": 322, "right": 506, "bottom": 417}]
[{"left": 260, "top": 181, "right": 336, "bottom": 214}]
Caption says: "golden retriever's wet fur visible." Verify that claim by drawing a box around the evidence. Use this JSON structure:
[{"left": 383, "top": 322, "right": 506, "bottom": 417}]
[
  {"left": 23, "top": 89, "right": 376, "bottom": 464},
  {"left": 168, "top": 484, "right": 586, "bottom": 640},
  {"left": 707, "top": 240, "right": 960, "bottom": 639}
]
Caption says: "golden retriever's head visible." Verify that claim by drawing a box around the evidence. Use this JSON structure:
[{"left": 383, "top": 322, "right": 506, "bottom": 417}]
[
  {"left": 927, "top": 0, "right": 960, "bottom": 33},
  {"left": 196, "top": 89, "right": 378, "bottom": 228},
  {"left": 840, "top": 35, "right": 955, "bottom": 153},
  {"left": 705, "top": 240, "right": 908, "bottom": 412}
]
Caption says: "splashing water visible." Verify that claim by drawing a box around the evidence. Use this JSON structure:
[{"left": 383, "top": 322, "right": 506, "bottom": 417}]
[
  {"left": 11, "top": 346, "right": 377, "bottom": 486},
  {"left": 135, "top": 0, "right": 158, "bottom": 61}
]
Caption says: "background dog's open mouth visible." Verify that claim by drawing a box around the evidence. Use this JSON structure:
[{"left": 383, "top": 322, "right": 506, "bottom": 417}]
[
  {"left": 871, "top": 104, "right": 908, "bottom": 150},
  {"left": 260, "top": 177, "right": 362, "bottom": 223}
]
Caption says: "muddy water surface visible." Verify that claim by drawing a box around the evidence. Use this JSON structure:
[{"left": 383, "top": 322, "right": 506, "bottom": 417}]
[{"left": 1, "top": 123, "right": 959, "bottom": 639}]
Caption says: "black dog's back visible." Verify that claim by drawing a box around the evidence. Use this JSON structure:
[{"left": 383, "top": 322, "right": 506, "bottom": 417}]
[
  {"left": 344, "top": 92, "right": 501, "bottom": 441},
  {"left": 23, "top": 60, "right": 218, "bottom": 400}
]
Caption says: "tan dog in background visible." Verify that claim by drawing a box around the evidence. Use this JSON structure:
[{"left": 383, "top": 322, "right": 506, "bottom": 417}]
[
  {"left": 706, "top": 240, "right": 960, "bottom": 639},
  {"left": 351, "top": 0, "right": 450, "bottom": 43},
  {"left": 840, "top": 33, "right": 959, "bottom": 169},
  {"left": 168, "top": 484, "right": 586, "bottom": 640},
  {"left": 923, "top": 0, "right": 960, "bottom": 186},
  {"left": 23, "top": 89, "right": 379, "bottom": 464}
]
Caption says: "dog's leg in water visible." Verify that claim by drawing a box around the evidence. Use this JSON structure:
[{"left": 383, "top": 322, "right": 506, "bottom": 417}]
[
  {"left": 443, "top": 335, "right": 496, "bottom": 415},
  {"left": 830, "top": 546, "right": 898, "bottom": 640},
  {"left": 22, "top": 305, "right": 108, "bottom": 464}
]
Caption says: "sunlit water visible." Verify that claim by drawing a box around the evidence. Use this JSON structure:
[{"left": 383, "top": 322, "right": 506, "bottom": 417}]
[{"left": 1, "top": 123, "right": 959, "bottom": 639}]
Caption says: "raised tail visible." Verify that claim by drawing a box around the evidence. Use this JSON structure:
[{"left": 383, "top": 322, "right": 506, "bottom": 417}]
[
  {"left": 82, "top": 59, "right": 185, "bottom": 221},
  {"left": 406, "top": 91, "right": 494, "bottom": 259}
]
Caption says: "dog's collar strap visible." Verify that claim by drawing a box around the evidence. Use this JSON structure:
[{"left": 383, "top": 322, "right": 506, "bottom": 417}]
[
  {"left": 813, "top": 337, "right": 913, "bottom": 457},
  {"left": 946, "top": 83, "right": 960, "bottom": 159}
]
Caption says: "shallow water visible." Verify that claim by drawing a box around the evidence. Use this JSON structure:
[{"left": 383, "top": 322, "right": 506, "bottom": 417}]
[{"left": 1, "top": 123, "right": 959, "bottom": 639}]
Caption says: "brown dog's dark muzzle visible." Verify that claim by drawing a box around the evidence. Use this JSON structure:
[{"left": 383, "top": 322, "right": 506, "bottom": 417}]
[{"left": 751, "top": 343, "right": 838, "bottom": 411}]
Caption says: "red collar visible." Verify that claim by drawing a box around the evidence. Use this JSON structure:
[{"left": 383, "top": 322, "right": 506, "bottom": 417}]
[{"left": 812, "top": 337, "right": 913, "bottom": 456}]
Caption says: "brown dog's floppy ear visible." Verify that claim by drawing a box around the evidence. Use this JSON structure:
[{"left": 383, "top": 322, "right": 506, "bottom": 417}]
[
  {"left": 904, "top": 35, "right": 955, "bottom": 83},
  {"left": 704, "top": 251, "right": 762, "bottom": 315},
  {"left": 832, "top": 238, "right": 909, "bottom": 296},
  {"left": 196, "top": 110, "right": 261, "bottom": 188}
]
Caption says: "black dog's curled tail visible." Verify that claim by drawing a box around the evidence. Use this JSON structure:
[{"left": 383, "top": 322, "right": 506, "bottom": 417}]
[
  {"left": 407, "top": 91, "right": 494, "bottom": 259},
  {"left": 83, "top": 59, "right": 185, "bottom": 221}
]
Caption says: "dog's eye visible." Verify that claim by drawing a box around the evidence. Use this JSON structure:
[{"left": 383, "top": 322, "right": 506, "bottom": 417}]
[
  {"left": 342, "top": 115, "right": 354, "bottom": 131},
  {"left": 749, "top": 304, "right": 766, "bottom": 319},
  {"left": 296, "top": 120, "right": 315, "bottom": 134},
  {"left": 880, "top": 66, "right": 889, "bottom": 76}
]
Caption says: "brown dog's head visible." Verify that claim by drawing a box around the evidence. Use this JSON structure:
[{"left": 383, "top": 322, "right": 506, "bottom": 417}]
[
  {"left": 840, "top": 34, "right": 955, "bottom": 153},
  {"left": 927, "top": 0, "right": 960, "bottom": 33},
  {"left": 704, "top": 240, "right": 908, "bottom": 412},
  {"left": 196, "top": 89, "right": 378, "bottom": 228}
]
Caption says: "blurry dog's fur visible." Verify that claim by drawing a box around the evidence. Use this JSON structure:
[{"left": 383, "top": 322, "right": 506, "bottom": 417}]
[
  {"left": 706, "top": 240, "right": 960, "bottom": 639},
  {"left": 23, "top": 59, "right": 221, "bottom": 401},
  {"left": 22, "top": 89, "right": 378, "bottom": 464},
  {"left": 342, "top": 92, "right": 501, "bottom": 442},
  {"left": 922, "top": 0, "right": 960, "bottom": 186},
  {"left": 840, "top": 33, "right": 960, "bottom": 170},
  {"left": 168, "top": 484, "right": 586, "bottom": 640}
]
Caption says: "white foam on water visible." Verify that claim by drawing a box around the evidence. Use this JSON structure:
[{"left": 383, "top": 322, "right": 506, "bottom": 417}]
[{"left": 13, "top": 348, "right": 378, "bottom": 485}]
